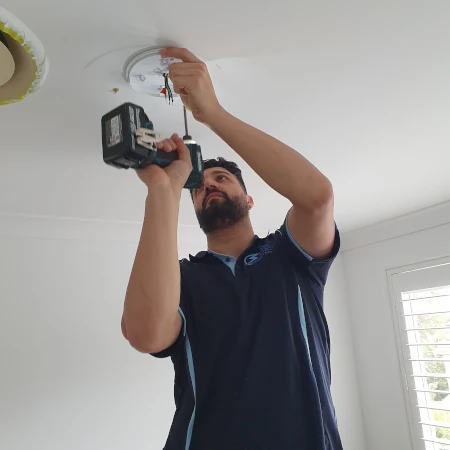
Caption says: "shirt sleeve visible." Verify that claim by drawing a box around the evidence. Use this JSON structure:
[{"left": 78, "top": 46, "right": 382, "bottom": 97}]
[
  {"left": 279, "top": 212, "right": 340, "bottom": 287},
  {"left": 150, "top": 266, "right": 189, "bottom": 359}
]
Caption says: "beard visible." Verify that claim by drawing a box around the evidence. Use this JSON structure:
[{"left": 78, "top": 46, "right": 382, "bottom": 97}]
[{"left": 196, "top": 189, "right": 249, "bottom": 234}]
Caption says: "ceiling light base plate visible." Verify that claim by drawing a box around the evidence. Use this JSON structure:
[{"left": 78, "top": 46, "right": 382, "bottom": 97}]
[{"left": 122, "top": 46, "right": 180, "bottom": 99}]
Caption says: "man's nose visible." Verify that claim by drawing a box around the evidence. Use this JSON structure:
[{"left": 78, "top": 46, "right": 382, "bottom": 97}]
[{"left": 204, "top": 178, "right": 219, "bottom": 190}]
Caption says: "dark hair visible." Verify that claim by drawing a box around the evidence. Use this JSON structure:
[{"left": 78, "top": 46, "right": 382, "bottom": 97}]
[{"left": 192, "top": 157, "right": 247, "bottom": 194}]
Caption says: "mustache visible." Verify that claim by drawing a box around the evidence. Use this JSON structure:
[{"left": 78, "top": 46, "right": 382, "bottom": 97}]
[{"left": 202, "top": 189, "right": 227, "bottom": 208}]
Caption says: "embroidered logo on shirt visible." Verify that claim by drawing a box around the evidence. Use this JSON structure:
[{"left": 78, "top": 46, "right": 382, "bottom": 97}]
[
  {"left": 244, "top": 242, "right": 275, "bottom": 265},
  {"left": 244, "top": 253, "right": 263, "bottom": 265},
  {"left": 259, "top": 243, "right": 275, "bottom": 253}
]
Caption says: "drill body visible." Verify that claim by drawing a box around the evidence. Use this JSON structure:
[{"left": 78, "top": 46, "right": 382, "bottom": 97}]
[{"left": 102, "top": 102, "right": 204, "bottom": 189}]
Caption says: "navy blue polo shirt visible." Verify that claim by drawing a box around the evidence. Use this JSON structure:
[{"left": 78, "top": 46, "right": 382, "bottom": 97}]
[{"left": 153, "top": 214, "right": 343, "bottom": 450}]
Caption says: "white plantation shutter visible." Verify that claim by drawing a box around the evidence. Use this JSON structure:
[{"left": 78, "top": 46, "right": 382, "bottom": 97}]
[{"left": 389, "top": 260, "right": 450, "bottom": 450}]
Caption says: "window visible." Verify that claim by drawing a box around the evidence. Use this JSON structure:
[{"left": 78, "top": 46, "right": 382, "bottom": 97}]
[{"left": 389, "top": 259, "right": 450, "bottom": 450}]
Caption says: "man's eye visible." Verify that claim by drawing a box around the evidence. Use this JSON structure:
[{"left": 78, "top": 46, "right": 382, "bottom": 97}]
[{"left": 217, "top": 175, "right": 227, "bottom": 181}]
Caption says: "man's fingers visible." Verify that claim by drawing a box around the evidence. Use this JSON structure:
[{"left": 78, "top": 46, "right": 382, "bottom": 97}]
[
  {"left": 160, "top": 47, "right": 201, "bottom": 63},
  {"left": 170, "top": 75, "right": 202, "bottom": 96},
  {"left": 171, "top": 133, "right": 192, "bottom": 165},
  {"left": 157, "top": 138, "right": 177, "bottom": 152},
  {"left": 166, "top": 139, "right": 177, "bottom": 150},
  {"left": 169, "top": 62, "right": 206, "bottom": 75},
  {"left": 169, "top": 67, "right": 206, "bottom": 87}
]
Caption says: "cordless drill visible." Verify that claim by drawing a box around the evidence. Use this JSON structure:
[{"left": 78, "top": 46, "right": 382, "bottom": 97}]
[{"left": 101, "top": 102, "right": 204, "bottom": 189}]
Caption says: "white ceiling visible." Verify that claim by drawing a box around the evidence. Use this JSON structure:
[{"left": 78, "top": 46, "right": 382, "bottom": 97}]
[{"left": 1, "top": 0, "right": 450, "bottom": 233}]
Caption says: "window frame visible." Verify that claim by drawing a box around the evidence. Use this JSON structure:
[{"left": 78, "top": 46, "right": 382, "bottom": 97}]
[{"left": 387, "top": 256, "right": 450, "bottom": 450}]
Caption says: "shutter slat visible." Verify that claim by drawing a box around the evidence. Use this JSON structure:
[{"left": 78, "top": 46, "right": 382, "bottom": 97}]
[
  {"left": 412, "top": 373, "right": 450, "bottom": 378},
  {"left": 407, "top": 342, "right": 450, "bottom": 346},
  {"left": 403, "top": 310, "right": 450, "bottom": 316},
  {"left": 422, "top": 437, "right": 450, "bottom": 446},
  {"left": 405, "top": 326, "right": 450, "bottom": 331},
  {"left": 419, "top": 420, "right": 450, "bottom": 429},
  {"left": 414, "top": 388, "right": 450, "bottom": 395},
  {"left": 409, "top": 358, "right": 450, "bottom": 362},
  {"left": 417, "top": 404, "right": 450, "bottom": 412},
  {"left": 401, "top": 294, "right": 450, "bottom": 302}
]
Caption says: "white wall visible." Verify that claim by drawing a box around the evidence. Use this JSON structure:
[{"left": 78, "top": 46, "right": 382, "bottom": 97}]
[
  {"left": 325, "top": 256, "right": 367, "bottom": 450},
  {"left": 341, "top": 202, "right": 450, "bottom": 450},
  {"left": 0, "top": 216, "right": 175, "bottom": 450},
  {"left": 0, "top": 213, "right": 365, "bottom": 450}
]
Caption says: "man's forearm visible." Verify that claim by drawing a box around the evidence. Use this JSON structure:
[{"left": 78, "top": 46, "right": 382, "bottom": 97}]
[
  {"left": 208, "top": 108, "right": 332, "bottom": 210},
  {"left": 123, "top": 187, "right": 181, "bottom": 352}
]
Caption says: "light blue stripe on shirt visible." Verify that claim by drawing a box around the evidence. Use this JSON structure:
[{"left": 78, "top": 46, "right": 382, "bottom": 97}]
[
  {"left": 179, "top": 306, "right": 197, "bottom": 450},
  {"left": 297, "top": 286, "right": 312, "bottom": 365},
  {"left": 185, "top": 336, "right": 196, "bottom": 450}
]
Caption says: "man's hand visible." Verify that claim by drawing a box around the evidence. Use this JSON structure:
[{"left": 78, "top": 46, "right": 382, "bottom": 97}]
[
  {"left": 160, "top": 47, "right": 223, "bottom": 125},
  {"left": 136, "top": 133, "right": 193, "bottom": 195}
]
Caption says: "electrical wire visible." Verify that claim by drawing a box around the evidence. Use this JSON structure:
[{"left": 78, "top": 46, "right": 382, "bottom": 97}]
[{"left": 163, "top": 73, "right": 174, "bottom": 104}]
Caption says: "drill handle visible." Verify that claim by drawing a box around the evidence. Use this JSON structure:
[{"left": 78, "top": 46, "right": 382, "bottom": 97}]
[
  {"left": 152, "top": 149, "right": 178, "bottom": 168},
  {"left": 154, "top": 143, "right": 204, "bottom": 190}
]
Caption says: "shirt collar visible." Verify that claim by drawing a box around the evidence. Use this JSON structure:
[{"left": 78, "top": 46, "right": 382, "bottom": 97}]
[{"left": 188, "top": 235, "right": 262, "bottom": 263}]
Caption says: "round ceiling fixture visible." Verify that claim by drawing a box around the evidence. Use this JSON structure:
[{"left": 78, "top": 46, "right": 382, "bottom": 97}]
[
  {"left": 0, "top": 6, "right": 49, "bottom": 106},
  {"left": 122, "top": 46, "right": 181, "bottom": 99}
]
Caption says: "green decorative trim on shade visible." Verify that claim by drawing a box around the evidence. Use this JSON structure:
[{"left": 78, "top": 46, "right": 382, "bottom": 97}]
[{"left": 0, "top": 6, "right": 49, "bottom": 104}]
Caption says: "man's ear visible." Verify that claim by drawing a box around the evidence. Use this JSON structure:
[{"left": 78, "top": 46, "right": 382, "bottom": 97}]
[{"left": 247, "top": 195, "right": 254, "bottom": 210}]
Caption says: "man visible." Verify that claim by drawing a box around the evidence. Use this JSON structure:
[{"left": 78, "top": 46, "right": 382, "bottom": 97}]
[{"left": 121, "top": 47, "right": 342, "bottom": 450}]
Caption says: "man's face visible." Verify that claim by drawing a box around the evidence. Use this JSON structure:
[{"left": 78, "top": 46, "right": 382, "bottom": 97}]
[{"left": 192, "top": 168, "right": 253, "bottom": 234}]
